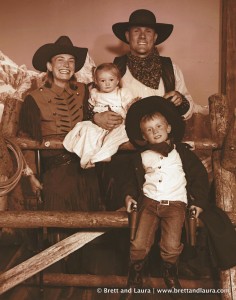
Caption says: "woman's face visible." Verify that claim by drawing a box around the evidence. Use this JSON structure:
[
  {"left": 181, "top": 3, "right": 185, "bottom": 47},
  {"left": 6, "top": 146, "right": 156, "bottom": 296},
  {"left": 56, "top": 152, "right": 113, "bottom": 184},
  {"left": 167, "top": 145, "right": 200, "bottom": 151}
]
[{"left": 47, "top": 54, "right": 75, "bottom": 87}]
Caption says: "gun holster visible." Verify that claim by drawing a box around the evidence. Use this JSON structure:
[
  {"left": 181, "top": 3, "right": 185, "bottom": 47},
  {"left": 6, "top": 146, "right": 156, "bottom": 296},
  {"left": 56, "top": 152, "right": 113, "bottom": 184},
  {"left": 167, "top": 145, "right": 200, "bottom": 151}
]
[
  {"left": 130, "top": 204, "right": 138, "bottom": 241},
  {"left": 185, "top": 208, "right": 197, "bottom": 247}
]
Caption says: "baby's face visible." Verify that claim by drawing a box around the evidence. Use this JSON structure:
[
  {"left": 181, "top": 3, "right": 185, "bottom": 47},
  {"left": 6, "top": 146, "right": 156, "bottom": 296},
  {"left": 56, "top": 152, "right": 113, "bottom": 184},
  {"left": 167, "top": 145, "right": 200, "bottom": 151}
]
[
  {"left": 96, "top": 70, "right": 119, "bottom": 93},
  {"left": 141, "top": 115, "right": 171, "bottom": 144}
]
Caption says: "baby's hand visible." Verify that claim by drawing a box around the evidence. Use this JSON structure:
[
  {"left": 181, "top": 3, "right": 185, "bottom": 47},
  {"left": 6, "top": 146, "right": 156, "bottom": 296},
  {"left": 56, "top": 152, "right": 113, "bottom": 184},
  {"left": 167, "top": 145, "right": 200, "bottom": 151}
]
[{"left": 125, "top": 195, "right": 137, "bottom": 213}]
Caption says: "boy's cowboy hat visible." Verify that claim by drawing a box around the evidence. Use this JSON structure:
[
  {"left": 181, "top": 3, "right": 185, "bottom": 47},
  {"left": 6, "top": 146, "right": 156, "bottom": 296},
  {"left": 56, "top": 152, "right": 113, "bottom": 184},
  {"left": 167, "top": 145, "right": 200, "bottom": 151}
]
[
  {"left": 112, "top": 9, "right": 173, "bottom": 45},
  {"left": 32, "top": 36, "right": 88, "bottom": 72},
  {"left": 125, "top": 96, "right": 185, "bottom": 146}
]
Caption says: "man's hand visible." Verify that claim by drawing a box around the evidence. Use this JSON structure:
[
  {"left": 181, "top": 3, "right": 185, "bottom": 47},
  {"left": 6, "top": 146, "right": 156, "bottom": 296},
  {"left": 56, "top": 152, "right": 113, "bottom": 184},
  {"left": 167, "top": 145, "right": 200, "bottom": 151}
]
[
  {"left": 29, "top": 175, "right": 43, "bottom": 194},
  {"left": 93, "top": 111, "right": 123, "bottom": 130},
  {"left": 164, "top": 91, "right": 183, "bottom": 106},
  {"left": 125, "top": 195, "right": 137, "bottom": 213},
  {"left": 190, "top": 205, "right": 203, "bottom": 218}
]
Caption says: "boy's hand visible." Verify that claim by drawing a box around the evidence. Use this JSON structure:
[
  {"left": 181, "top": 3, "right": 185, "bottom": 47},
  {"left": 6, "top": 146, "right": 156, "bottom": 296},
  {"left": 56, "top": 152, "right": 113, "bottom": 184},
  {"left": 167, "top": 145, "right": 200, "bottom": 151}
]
[
  {"left": 189, "top": 205, "right": 203, "bottom": 218},
  {"left": 125, "top": 195, "right": 137, "bottom": 213}
]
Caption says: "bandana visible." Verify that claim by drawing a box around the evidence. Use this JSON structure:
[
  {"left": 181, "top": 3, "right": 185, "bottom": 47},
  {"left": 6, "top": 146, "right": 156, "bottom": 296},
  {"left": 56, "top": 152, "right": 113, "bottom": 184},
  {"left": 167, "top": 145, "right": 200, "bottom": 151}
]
[
  {"left": 127, "top": 48, "right": 162, "bottom": 89},
  {"left": 147, "top": 141, "right": 174, "bottom": 157}
]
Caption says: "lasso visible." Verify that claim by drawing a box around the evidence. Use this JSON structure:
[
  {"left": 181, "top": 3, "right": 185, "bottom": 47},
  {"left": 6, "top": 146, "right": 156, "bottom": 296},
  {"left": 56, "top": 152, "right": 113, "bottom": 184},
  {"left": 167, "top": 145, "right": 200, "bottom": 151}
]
[{"left": 0, "top": 137, "right": 29, "bottom": 196}]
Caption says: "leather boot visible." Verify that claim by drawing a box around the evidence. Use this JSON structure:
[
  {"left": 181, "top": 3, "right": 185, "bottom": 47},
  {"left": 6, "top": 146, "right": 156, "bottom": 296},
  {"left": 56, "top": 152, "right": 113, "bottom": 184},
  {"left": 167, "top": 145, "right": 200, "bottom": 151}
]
[
  {"left": 119, "top": 260, "right": 145, "bottom": 300},
  {"left": 162, "top": 262, "right": 182, "bottom": 289}
]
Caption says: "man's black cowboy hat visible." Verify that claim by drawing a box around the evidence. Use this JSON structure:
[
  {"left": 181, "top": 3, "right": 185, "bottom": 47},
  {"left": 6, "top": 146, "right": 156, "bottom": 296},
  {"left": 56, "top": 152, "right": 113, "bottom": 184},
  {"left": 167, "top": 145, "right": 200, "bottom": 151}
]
[
  {"left": 112, "top": 9, "right": 173, "bottom": 45},
  {"left": 125, "top": 96, "right": 185, "bottom": 146},
  {"left": 32, "top": 36, "right": 88, "bottom": 72}
]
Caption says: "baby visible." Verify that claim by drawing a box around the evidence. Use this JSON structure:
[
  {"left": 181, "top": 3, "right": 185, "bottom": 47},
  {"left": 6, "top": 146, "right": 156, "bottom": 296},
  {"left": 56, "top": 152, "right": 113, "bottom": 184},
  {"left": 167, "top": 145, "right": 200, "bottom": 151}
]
[{"left": 63, "top": 63, "right": 134, "bottom": 168}]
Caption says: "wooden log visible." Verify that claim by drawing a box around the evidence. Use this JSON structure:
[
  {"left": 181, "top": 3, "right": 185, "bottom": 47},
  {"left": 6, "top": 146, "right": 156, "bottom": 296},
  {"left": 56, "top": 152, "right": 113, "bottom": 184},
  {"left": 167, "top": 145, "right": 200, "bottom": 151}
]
[
  {"left": 221, "top": 0, "right": 236, "bottom": 114},
  {"left": 25, "top": 273, "right": 217, "bottom": 290},
  {"left": 0, "top": 132, "right": 13, "bottom": 212},
  {"left": 0, "top": 97, "right": 24, "bottom": 212},
  {"left": 213, "top": 151, "right": 236, "bottom": 211},
  {"left": 0, "top": 210, "right": 235, "bottom": 229},
  {"left": 0, "top": 98, "right": 22, "bottom": 138},
  {"left": 0, "top": 211, "right": 129, "bottom": 228},
  {"left": 14, "top": 136, "right": 220, "bottom": 151},
  {"left": 209, "top": 93, "right": 229, "bottom": 145},
  {"left": 0, "top": 231, "right": 105, "bottom": 294},
  {"left": 221, "top": 109, "right": 236, "bottom": 173},
  {"left": 219, "top": 269, "right": 236, "bottom": 300}
]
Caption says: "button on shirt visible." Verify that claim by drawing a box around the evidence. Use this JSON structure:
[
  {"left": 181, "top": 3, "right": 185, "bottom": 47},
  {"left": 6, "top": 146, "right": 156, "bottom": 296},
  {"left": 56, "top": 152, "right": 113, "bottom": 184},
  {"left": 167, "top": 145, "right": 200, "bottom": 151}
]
[{"left": 141, "top": 149, "right": 187, "bottom": 203}]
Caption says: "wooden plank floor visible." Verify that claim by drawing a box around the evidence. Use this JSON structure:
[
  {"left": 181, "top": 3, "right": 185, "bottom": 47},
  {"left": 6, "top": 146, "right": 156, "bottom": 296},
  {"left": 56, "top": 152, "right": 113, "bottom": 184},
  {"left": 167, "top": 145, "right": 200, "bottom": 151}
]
[{"left": 0, "top": 233, "right": 222, "bottom": 300}]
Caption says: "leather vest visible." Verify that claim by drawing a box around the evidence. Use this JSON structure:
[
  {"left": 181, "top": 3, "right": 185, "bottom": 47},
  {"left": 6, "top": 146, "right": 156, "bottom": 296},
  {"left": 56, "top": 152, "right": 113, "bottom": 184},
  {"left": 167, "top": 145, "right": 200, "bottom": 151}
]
[{"left": 30, "top": 82, "right": 88, "bottom": 137}]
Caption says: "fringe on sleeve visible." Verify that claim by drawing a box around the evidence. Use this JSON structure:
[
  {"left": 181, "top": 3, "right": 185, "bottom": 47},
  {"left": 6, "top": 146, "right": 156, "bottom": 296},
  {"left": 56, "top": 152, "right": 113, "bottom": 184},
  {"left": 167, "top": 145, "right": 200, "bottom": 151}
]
[{"left": 18, "top": 94, "right": 43, "bottom": 143}]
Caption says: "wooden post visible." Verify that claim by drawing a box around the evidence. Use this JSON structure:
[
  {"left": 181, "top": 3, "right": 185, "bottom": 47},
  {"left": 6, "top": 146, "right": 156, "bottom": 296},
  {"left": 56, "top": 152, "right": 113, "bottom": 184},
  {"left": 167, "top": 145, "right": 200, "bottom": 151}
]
[
  {"left": 218, "top": 1, "right": 236, "bottom": 297},
  {"left": 221, "top": 109, "right": 236, "bottom": 173},
  {"left": 210, "top": 93, "right": 236, "bottom": 299},
  {"left": 0, "top": 132, "right": 13, "bottom": 210},
  {"left": 0, "top": 97, "right": 24, "bottom": 212}
]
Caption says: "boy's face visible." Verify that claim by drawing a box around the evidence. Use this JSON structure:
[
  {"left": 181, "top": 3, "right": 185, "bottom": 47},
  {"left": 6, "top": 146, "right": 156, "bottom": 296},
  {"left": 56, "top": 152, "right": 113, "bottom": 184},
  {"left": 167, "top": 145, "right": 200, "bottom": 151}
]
[
  {"left": 95, "top": 70, "right": 119, "bottom": 93},
  {"left": 140, "top": 115, "right": 171, "bottom": 144}
]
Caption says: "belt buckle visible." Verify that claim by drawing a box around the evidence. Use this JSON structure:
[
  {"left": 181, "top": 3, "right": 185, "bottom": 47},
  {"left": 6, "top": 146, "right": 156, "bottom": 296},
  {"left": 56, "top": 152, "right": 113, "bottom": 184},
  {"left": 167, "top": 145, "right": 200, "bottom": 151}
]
[{"left": 160, "top": 200, "right": 169, "bottom": 205}]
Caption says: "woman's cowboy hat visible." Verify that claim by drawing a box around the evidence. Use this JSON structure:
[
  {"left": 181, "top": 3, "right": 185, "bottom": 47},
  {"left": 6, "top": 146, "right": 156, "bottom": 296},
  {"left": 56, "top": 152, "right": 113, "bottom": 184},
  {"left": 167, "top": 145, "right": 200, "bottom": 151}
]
[
  {"left": 125, "top": 96, "right": 185, "bottom": 146},
  {"left": 32, "top": 36, "right": 88, "bottom": 72},
  {"left": 112, "top": 9, "right": 173, "bottom": 45}
]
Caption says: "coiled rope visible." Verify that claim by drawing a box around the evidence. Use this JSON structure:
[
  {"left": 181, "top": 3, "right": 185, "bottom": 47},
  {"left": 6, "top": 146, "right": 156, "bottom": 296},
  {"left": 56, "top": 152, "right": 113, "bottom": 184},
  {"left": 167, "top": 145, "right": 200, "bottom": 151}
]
[{"left": 0, "top": 137, "right": 28, "bottom": 196}]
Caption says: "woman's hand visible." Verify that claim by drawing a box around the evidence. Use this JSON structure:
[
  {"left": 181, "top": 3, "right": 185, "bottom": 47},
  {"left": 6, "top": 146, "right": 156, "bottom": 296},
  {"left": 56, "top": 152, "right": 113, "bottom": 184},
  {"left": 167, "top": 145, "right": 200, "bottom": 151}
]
[
  {"left": 93, "top": 111, "right": 123, "bottom": 130},
  {"left": 164, "top": 91, "right": 183, "bottom": 106},
  {"left": 29, "top": 175, "right": 43, "bottom": 194},
  {"left": 125, "top": 195, "right": 137, "bottom": 213}
]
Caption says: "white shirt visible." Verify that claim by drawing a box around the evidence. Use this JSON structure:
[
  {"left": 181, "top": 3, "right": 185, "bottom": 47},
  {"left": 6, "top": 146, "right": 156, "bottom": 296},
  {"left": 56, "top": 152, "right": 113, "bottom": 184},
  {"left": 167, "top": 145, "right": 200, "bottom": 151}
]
[
  {"left": 89, "top": 87, "right": 133, "bottom": 119},
  {"left": 120, "top": 64, "right": 194, "bottom": 120},
  {"left": 141, "top": 148, "right": 187, "bottom": 203}
]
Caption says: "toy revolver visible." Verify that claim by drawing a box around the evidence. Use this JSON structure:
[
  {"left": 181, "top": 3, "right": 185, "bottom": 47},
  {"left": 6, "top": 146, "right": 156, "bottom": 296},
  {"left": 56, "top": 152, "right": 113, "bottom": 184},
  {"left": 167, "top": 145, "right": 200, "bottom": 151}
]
[
  {"left": 130, "top": 203, "right": 138, "bottom": 241},
  {"left": 187, "top": 208, "right": 197, "bottom": 246}
]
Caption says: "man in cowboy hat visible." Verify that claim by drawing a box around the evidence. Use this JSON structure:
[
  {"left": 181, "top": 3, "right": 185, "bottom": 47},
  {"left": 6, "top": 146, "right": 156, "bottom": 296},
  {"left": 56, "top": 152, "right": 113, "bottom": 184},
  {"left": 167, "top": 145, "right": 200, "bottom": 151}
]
[
  {"left": 92, "top": 9, "right": 195, "bottom": 211},
  {"left": 19, "top": 36, "right": 100, "bottom": 242},
  {"left": 121, "top": 96, "right": 208, "bottom": 299},
  {"left": 93, "top": 9, "right": 194, "bottom": 130}
]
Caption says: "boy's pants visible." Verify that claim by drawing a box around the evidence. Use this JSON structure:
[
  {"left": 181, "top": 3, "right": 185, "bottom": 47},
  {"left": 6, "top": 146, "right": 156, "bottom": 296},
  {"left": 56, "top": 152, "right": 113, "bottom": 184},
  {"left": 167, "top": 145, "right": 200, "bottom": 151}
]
[{"left": 130, "top": 196, "right": 186, "bottom": 264}]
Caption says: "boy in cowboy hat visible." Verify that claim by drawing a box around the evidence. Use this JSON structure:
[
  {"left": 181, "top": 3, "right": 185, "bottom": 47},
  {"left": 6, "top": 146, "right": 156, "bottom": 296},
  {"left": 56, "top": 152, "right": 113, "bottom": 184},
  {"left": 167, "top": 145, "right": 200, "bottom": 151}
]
[{"left": 121, "top": 96, "right": 209, "bottom": 295}]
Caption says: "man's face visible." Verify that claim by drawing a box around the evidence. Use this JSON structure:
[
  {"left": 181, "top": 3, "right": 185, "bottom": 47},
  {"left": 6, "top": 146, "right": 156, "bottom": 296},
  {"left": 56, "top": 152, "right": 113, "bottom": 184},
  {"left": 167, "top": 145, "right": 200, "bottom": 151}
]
[
  {"left": 125, "top": 26, "right": 157, "bottom": 58},
  {"left": 47, "top": 54, "right": 75, "bottom": 87}
]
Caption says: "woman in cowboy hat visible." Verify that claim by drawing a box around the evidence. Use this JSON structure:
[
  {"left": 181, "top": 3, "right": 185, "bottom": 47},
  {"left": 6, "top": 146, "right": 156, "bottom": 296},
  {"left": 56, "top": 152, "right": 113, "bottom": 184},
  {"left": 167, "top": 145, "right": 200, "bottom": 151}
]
[
  {"left": 18, "top": 36, "right": 101, "bottom": 242},
  {"left": 121, "top": 96, "right": 208, "bottom": 298}
]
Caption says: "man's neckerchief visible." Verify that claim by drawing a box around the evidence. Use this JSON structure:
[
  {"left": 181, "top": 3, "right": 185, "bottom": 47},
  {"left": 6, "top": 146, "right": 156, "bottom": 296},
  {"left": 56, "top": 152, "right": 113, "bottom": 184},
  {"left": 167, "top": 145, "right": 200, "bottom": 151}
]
[{"left": 127, "top": 48, "right": 162, "bottom": 89}]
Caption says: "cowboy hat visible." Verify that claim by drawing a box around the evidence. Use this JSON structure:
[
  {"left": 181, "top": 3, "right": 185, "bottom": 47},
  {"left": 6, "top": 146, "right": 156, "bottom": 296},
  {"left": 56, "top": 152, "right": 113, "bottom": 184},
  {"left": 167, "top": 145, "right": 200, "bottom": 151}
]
[
  {"left": 125, "top": 96, "right": 185, "bottom": 146},
  {"left": 112, "top": 9, "right": 173, "bottom": 45},
  {"left": 32, "top": 36, "right": 88, "bottom": 72}
]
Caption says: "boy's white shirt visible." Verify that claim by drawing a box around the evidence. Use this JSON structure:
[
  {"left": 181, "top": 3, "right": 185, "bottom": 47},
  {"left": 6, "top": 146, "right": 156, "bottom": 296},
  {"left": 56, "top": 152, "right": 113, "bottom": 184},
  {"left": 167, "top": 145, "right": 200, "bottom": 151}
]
[{"left": 141, "top": 148, "right": 188, "bottom": 203}]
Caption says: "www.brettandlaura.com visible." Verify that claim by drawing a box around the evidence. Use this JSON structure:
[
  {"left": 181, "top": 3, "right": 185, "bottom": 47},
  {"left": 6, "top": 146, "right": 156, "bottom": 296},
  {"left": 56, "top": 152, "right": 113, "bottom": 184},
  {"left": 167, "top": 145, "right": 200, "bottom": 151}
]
[{"left": 98, "top": 287, "right": 231, "bottom": 295}]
